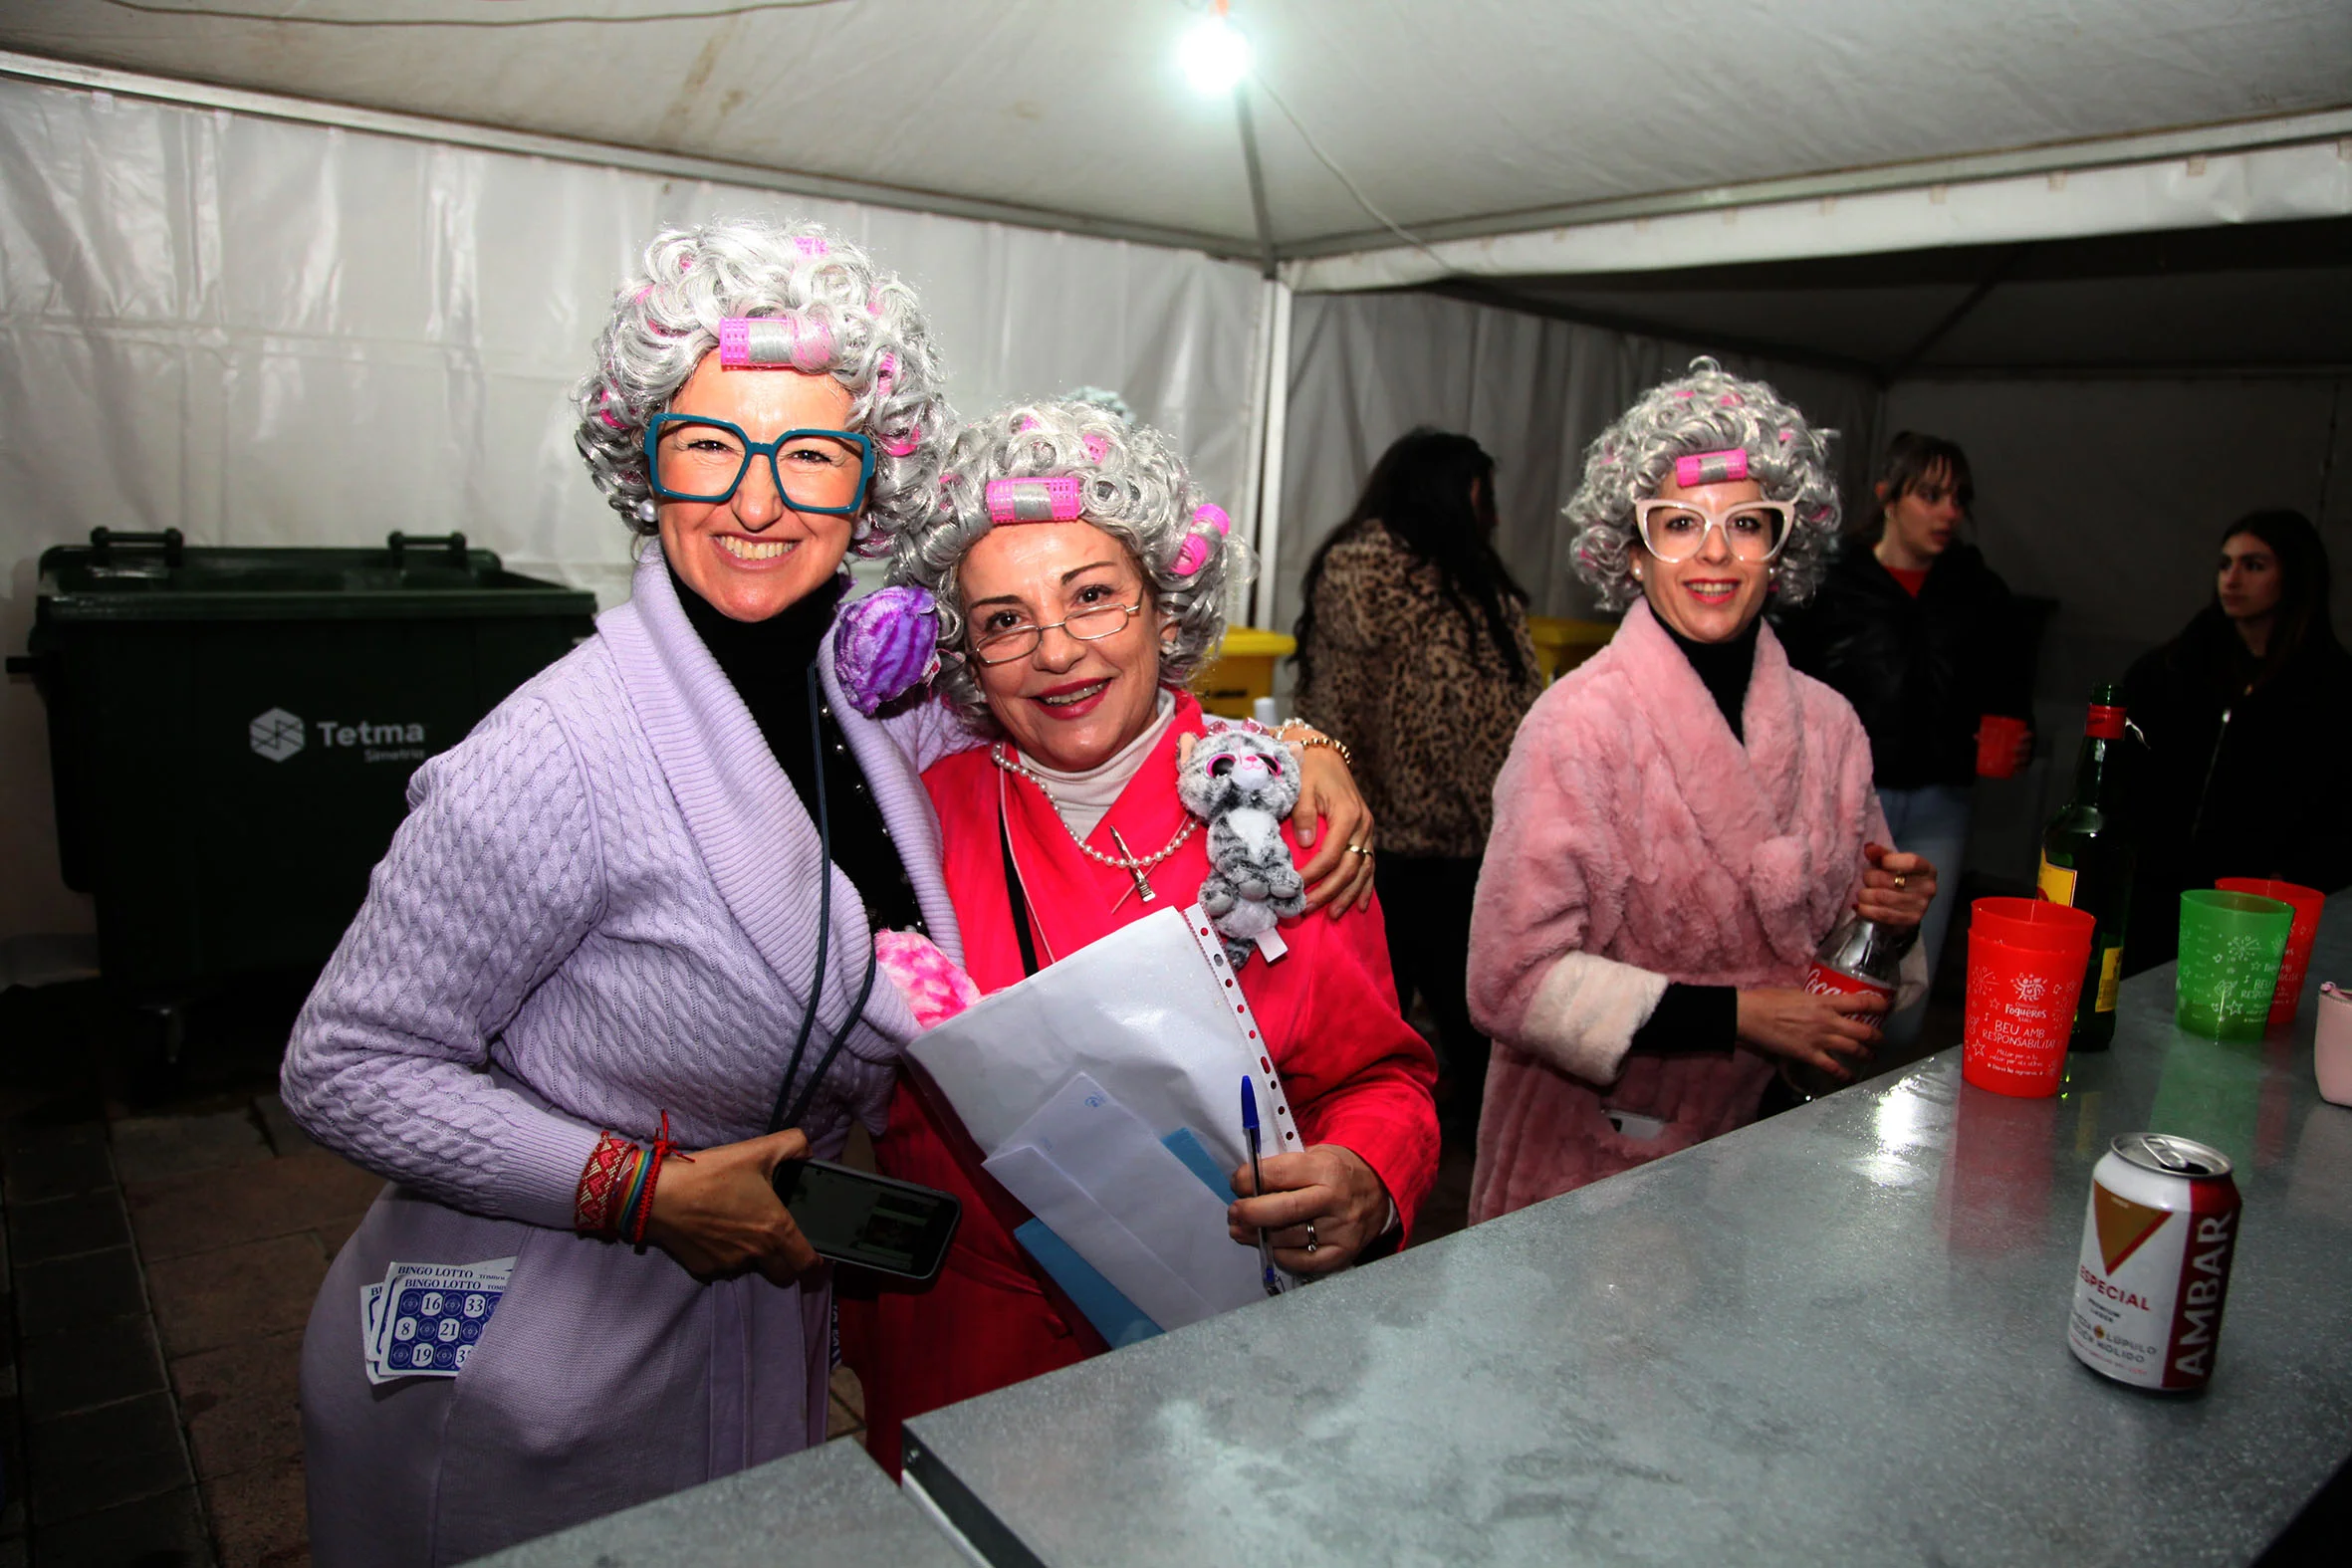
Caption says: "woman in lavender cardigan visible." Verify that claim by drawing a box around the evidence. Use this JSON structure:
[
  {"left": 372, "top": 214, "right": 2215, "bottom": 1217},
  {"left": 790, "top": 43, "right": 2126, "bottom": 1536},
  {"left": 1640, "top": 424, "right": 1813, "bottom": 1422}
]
[
  {"left": 283, "top": 221, "right": 1374, "bottom": 1565},
  {"left": 278, "top": 221, "right": 979, "bottom": 1564}
]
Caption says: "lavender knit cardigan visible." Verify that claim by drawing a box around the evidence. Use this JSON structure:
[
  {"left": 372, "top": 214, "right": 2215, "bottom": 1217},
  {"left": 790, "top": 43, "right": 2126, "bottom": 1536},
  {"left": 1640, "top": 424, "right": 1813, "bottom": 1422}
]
[{"left": 282, "top": 552, "right": 970, "bottom": 1565}]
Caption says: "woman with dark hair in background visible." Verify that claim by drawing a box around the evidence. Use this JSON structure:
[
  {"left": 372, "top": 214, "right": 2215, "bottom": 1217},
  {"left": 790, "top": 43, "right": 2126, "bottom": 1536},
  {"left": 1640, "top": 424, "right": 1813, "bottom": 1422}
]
[
  {"left": 1775, "top": 431, "right": 2032, "bottom": 1045},
  {"left": 1294, "top": 429, "right": 1544, "bottom": 1129},
  {"left": 2122, "top": 508, "right": 2352, "bottom": 972}
]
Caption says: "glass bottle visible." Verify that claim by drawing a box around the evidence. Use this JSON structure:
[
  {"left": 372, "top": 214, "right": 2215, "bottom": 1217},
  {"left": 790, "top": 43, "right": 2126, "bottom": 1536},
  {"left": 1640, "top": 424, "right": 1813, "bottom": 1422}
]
[{"left": 2038, "top": 684, "right": 2135, "bottom": 1051}]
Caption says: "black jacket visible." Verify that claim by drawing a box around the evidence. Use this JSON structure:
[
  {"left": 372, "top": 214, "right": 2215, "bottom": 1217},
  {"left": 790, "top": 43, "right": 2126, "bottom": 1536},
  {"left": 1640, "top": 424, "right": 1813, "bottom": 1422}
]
[
  {"left": 1774, "top": 542, "right": 2032, "bottom": 789},
  {"left": 2119, "top": 608, "right": 2352, "bottom": 972}
]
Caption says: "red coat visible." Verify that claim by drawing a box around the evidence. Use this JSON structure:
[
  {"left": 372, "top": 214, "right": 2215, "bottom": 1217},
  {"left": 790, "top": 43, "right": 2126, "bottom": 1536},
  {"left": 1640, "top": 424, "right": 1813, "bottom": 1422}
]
[{"left": 844, "top": 695, "right": 1439, "bottom": 1472}]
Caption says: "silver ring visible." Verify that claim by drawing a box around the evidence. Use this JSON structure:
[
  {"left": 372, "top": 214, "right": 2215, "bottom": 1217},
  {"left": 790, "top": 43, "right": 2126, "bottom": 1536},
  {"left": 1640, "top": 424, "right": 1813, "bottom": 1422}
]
[{"left": 1304, "top": 1219, "right": 1319, "bottom": 1254}]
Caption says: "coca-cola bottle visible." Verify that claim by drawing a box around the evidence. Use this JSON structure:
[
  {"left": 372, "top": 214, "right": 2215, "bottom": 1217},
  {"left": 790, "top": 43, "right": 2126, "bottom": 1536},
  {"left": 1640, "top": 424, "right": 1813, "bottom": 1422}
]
[{"left": 1786, "top": 909, "right": 1915, "bottom": 1100}]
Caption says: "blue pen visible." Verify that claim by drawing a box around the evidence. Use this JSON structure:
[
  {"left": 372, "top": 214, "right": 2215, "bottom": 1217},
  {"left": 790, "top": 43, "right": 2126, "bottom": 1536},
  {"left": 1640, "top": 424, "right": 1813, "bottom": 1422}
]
[{"left": 1242, "top": 1076, "right": 1282, "bottom": 1297}]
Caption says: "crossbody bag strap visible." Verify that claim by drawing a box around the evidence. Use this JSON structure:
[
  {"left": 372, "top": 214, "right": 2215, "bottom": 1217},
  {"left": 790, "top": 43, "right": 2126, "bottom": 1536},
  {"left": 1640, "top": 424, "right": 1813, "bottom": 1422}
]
[{"left": 998, "top": 808, "right": 1042, "bottom": 980}]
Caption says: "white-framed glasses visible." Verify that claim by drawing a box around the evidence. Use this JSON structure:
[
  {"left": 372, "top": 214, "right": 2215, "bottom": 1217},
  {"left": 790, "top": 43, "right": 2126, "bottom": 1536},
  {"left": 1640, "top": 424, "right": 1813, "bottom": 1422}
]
[
  {"left": 969, "top": 596, "right": 1145, "bottom": 665},
  {"left": 1633, "top": 497, "right": 1795, "bottom": 563}
]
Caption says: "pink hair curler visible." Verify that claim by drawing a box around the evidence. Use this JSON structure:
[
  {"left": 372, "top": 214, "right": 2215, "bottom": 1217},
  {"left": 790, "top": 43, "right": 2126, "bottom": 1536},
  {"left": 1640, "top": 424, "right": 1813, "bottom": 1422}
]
[
  {"left": 1082, "top": 433, "right": 1110, "bottom": 464},
  {"left": 1171, "top": 503, "right": 1233, "bottom": 576},
  {"left": 1674, "top": 448, "right": 1750, "bottom": 488},
  {"left": 985, "top": 476, "right": 1083, "bottom": 524},
  {"left": 880, "top": 423, "right": 921, "bottom": 458},
  {"left": 717, "top": 316, "right": 832, "bottom": 371},
  {"left": 795, "top": 236, "right": 829, "bottom": 257}
]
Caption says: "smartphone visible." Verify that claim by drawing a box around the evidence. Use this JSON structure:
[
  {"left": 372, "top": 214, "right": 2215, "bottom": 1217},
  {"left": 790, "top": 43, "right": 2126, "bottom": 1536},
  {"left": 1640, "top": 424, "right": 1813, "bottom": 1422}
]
[{"left": 771, "top": 1158, "right": 961, "bottom": 1283}]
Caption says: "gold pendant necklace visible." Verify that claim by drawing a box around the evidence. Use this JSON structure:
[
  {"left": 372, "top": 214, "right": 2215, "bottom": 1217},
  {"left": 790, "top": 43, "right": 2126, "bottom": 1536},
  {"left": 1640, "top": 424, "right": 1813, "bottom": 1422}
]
[{"left": 989, "top": 744, "right": 1195, "bottom": 906}]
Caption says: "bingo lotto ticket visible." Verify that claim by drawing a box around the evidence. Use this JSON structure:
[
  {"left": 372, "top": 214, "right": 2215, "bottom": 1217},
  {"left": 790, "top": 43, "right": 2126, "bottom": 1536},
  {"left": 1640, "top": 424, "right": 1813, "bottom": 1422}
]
[{"left": 362, "top": 1257, "right": 515, "bottom": 1384}]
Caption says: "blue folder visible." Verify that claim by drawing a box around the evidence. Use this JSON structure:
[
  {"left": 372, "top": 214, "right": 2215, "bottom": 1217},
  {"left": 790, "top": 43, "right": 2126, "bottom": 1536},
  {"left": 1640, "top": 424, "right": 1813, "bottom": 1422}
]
[{"left": 1009, "top": 1127, "right": 1242, "bottom": 1348}]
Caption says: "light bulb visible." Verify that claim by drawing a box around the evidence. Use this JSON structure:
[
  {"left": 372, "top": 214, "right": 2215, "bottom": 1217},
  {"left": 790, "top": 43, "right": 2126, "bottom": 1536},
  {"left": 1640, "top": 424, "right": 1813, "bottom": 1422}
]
[{"left": 1179, "top": 13, "right": 1252, "bottom": 96}]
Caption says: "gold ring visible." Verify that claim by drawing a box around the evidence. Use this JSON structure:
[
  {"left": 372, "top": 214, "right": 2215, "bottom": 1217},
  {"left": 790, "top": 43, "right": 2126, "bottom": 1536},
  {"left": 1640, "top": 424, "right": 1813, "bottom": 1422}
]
[
  {"left": 1345, "top": 843, "right": 1366, "bottom": 856},
  {"left": 1892, "top": 873, "right": 1908, "bottom": 891}
]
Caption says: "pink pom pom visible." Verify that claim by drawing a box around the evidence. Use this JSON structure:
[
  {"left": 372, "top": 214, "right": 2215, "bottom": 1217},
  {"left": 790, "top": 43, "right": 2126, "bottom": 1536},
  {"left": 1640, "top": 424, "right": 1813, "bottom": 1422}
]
[{"left": 874, "top": 930, "right": 983, "bottom": 1027}]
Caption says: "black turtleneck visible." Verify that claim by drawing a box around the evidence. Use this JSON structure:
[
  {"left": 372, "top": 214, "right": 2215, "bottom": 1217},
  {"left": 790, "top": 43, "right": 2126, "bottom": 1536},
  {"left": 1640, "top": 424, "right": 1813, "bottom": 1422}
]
[
  {"left": 669, "top": 566, "right": 925, "bottom": 936},
  {"left": 1623, "top": 613, "right": 1764, "bottom": 1064},
  {"left": 1661, "top": 615, "right": 1761, "bottom": 743}
]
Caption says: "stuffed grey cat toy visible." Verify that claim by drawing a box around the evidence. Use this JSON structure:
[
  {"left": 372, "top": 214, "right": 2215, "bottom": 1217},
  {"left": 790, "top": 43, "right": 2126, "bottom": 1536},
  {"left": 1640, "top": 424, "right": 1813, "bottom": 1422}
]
[{"left": 1177, "top": 726, "right": 1305, "bottom": 968}]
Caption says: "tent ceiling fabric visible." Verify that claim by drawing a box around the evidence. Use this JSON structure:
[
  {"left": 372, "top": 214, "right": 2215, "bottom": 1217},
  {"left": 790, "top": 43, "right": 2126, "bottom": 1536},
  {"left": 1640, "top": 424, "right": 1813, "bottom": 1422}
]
[
  {"left": 2, "top": 0, "right": 2346, "bottom": 262},
  {"left": 1440, "top": 218, "right": 2352, "bottom": 380}
]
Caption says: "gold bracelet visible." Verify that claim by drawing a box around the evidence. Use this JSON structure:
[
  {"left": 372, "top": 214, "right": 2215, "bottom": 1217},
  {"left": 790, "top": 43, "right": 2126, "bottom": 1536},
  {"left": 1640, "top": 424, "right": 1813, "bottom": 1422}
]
[{"left": 1276, "top": 721, "right": 1353, "bottom": 770}]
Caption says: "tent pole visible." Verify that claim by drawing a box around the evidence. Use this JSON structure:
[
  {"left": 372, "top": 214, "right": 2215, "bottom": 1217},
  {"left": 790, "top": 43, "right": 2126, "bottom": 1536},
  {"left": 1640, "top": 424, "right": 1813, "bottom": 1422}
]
[
  {"left": 1252, "top": 284, "right": 1295, "bottom": 634},
  {"left": 1235, "top": 88, "right": 1280, "bottom": 281},
  {"left": 1233, "top": 277, "right": 1279, "bottom": 618}
]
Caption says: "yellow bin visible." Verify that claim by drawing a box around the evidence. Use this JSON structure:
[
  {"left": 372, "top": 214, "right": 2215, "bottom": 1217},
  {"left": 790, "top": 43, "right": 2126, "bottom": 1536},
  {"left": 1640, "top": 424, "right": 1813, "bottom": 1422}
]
[
  {"left": 1528, "top": 616, "right": 1615, "bottom": 683},
  {"left": 1193, "top": 627, "right": 1295, "bottom": 719}
]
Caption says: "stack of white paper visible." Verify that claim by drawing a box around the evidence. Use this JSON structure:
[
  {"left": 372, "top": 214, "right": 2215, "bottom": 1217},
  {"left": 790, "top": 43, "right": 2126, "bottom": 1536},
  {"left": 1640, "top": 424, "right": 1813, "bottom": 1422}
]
[
  {"left": 908, "top": 905, "right": 1302, "bottom": 1329},
  {"left": 983, "top": 1075, "right": 1267, "bottom": 1329}
]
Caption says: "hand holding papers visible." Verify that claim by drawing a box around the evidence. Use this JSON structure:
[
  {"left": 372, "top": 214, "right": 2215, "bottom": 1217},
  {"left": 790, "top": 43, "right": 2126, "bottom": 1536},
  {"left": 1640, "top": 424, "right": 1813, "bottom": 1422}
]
[{"left": 907, "top": 906, "right": 1303, "bottom": 1336}]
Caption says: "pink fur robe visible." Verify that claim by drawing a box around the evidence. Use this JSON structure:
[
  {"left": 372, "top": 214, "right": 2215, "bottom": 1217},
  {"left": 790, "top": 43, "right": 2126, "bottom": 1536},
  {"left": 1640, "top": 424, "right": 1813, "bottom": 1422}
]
[{"left": 1466, "top": 598, "right": 1920, "bottom": 1222}]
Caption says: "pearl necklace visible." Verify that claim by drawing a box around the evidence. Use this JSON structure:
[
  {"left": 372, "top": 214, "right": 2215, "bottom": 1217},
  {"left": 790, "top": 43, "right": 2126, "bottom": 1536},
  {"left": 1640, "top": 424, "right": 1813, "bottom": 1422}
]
[{"left": 990, "top": 743, "right": 1195, "bottom": 903}]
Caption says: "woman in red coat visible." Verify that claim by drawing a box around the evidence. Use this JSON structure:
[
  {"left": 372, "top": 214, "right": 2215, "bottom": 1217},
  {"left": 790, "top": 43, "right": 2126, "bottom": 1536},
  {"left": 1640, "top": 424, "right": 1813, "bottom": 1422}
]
[{"left": 845, "top": 400, "right": 1440, "bottom": 1471}]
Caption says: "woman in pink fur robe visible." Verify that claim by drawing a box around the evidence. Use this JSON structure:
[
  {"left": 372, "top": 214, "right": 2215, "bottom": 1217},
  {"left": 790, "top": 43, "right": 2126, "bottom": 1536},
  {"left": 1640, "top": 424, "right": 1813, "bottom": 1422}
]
[{"left": 1468, "top": 359, "right": 1937, "bottom": 1221}]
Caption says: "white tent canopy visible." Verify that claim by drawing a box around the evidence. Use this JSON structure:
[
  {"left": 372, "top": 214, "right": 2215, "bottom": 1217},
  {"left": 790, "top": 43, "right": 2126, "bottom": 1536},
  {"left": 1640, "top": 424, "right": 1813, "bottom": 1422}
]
[
  {"left": 3, "top": 0, "right": 2347, "bottom": 267},
  {"left": 2, "top": 1, "right": 2347, "bottom": 949}
]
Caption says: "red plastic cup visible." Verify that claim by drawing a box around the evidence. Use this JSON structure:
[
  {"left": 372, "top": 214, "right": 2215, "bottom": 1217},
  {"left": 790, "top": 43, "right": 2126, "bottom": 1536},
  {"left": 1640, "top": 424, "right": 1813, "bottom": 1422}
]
[
  {"left": 2217, "top": 877, "right": 2326, "bottom": 1024},
  {"left": 1963, "top": 906, "right": 2095, "bottom": 1097},
  {"left": 1971, "top": 895, "right": 2092, "bottom": 953},
  {"left": 1977, "top": 714, "right": 2028, "bottom": 779}
]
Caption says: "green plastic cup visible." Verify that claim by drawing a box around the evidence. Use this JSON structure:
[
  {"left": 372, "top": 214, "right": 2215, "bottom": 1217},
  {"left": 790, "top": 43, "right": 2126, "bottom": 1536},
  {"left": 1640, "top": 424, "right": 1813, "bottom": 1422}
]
[{"left": 2175, "top": 890, "right": 2294, "bottom": 1039}]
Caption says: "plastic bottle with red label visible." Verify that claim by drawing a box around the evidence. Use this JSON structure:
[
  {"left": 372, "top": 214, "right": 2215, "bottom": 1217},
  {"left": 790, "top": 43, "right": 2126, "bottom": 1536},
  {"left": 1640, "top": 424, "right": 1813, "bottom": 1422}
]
[{"left": 1786, "top": 908, "right": 1914, "bottom": 1099}]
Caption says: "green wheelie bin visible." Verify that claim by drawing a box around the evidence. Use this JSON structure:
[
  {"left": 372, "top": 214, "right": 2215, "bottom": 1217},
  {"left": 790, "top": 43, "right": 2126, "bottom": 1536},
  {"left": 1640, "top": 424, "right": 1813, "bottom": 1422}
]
[{"left": 12, "top": 529, "right": 596, "bottom": 1007}]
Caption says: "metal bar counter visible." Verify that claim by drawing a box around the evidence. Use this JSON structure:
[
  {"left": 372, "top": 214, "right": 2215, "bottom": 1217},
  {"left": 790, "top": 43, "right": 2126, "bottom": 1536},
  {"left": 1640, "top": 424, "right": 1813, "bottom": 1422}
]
[
  {"left": 903, "top": 896, "right": 2352, "bottom": 1566},
  {"left": 470, "top": 1438, "right": 966, "bottom": 1567}
]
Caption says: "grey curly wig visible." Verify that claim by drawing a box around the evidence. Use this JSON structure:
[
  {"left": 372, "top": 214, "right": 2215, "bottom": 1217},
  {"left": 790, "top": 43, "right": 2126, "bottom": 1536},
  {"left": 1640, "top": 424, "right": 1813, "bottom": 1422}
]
[
  {"left": 572, "top": 218, "right": 949, "bottom": 554},
  {"left": 889, "top": 399, "right": 1251, "bottom": 730},
  {"left": 1564, "top": 356, "right": 1840, "bottom": 612}
]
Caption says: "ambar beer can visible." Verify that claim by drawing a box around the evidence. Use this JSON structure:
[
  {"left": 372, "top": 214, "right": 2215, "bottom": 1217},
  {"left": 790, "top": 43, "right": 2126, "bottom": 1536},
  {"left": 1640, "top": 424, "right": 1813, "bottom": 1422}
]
[{"left": 2068, "top": 1132, "right": 2241, "bottom": 1391}]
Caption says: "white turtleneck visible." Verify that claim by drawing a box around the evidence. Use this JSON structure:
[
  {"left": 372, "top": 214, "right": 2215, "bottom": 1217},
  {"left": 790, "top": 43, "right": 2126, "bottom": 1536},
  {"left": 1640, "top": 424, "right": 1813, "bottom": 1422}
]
[{"left": 1018, "top": 690, "right": 1179, "bottom": 841}]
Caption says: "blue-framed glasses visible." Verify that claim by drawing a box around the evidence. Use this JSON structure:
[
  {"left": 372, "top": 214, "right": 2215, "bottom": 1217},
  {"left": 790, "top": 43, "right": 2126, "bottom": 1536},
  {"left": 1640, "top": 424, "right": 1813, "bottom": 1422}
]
[{"left": 641, "top": 415, "right": 876, "bottom": 516}]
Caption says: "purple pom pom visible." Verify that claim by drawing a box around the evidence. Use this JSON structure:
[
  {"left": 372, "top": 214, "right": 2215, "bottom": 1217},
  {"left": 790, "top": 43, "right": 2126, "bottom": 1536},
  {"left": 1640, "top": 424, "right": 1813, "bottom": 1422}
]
[{"left": 833, "top": 585, "right": 940, "bottom": 716}]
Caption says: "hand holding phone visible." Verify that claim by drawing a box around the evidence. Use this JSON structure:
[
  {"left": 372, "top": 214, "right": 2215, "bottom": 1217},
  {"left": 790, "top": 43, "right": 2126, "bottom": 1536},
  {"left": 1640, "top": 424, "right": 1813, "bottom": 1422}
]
[{"left": 771, "top": 1159, "right": 961, "bottom": 1283}]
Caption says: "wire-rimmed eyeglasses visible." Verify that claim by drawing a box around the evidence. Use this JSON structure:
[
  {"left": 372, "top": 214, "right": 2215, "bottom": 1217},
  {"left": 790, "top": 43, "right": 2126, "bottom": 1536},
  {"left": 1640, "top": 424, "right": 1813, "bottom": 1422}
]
[
  {"left": 969, "top": 598, "right": 1146, "bottom": 665},
  {"left": 1633, "top": 497, "right": 1795, "bottom": 563},
  {"left": 641, "top": 415, "right": 876, "bottom": 516}
]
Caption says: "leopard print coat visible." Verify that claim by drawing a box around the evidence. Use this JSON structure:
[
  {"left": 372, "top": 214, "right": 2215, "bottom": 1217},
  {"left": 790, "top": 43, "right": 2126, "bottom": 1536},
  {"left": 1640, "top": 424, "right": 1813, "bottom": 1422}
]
[{"left": 1294, "top": 523, "right": 1545, "bottom": 860}]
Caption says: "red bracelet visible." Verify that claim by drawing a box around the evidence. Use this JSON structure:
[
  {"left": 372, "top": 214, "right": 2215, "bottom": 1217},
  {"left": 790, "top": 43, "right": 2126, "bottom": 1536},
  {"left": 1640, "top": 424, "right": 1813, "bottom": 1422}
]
[
  {"left": 627, "top": 1111, "right": 680, "bottom": 1248},
  {"left": 574, "top": 1131, "right": 638, "bottom": 1238}
]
